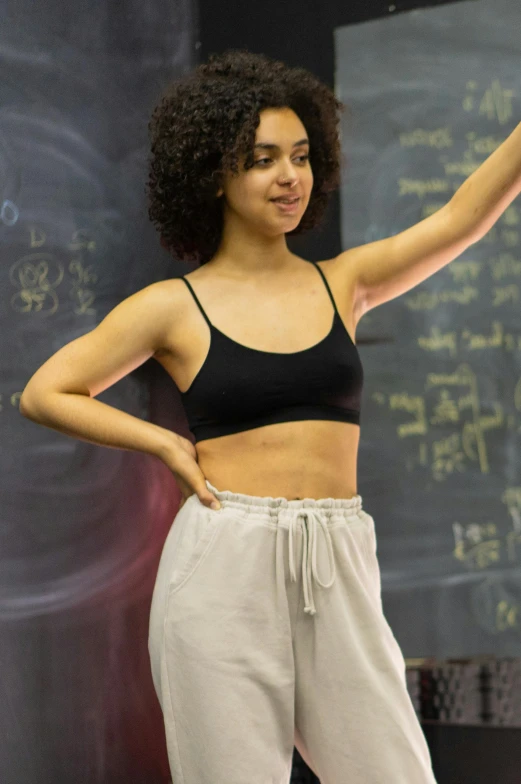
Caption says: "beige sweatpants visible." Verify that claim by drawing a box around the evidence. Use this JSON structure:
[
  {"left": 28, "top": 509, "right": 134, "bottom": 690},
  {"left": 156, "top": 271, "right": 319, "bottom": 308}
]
[{"left": 148, "top": 480, "right": 437, "bottom": 784}]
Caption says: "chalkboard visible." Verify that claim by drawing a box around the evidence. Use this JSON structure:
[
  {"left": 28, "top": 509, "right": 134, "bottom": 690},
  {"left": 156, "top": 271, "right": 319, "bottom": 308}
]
[
  {"left": 335, "top": 0, "right": 521, "bottom": 658},
  {"left": 1, "top": 4, "right": 196, "bottom": 783}
]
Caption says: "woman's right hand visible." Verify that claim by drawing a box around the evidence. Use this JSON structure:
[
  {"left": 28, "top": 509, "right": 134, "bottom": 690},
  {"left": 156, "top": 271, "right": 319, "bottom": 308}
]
[{"left": 161, "top": 433, "right": 221, "bottom": 511}]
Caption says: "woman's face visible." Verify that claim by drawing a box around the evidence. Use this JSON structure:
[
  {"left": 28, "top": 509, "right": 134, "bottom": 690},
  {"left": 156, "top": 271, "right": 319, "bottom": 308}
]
[{"left": 217, "top": 107, "right": 314, "bottom": 235}]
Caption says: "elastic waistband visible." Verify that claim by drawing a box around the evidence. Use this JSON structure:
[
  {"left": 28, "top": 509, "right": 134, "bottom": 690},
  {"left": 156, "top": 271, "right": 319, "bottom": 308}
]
[
  {"left": 205, "top": 479, "right": 363, "bottom": 519},
  {"left": 205, "top": 480, "right": 366, "bottom": 616}
]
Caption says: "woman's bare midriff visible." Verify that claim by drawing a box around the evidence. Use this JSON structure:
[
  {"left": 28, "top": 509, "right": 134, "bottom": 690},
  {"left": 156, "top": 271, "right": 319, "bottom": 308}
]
[
  {"left": 195, "top": 419, "right": 359, "bottom": 500},
  {"left": 153, "top": 254, "right": 362, "bottom": 501}
]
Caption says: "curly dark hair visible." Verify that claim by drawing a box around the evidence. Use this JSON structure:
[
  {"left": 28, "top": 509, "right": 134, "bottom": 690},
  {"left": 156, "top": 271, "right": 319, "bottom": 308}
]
[{"left": 146, "top": 49, "right": 349, "bottom": 267}]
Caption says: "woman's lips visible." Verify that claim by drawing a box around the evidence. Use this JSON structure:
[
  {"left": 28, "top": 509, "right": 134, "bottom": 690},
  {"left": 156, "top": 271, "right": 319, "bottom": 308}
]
[{"left": 270, "top": 197, "right": 301, "bottom": 213}]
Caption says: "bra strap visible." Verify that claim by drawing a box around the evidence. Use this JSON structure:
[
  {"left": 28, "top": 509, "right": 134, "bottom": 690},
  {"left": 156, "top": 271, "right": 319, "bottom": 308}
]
[
  {"left": 180, "top": 277, "right": 213, "bottom": 328},
  {"left": 310, "top": 261, "right": 340, "bottom": 316}
]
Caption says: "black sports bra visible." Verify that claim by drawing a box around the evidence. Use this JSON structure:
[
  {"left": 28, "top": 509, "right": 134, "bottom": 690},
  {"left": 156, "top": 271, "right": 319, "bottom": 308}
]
[{"left": 178, "top": 261, "right": 363, "bottom": 442}]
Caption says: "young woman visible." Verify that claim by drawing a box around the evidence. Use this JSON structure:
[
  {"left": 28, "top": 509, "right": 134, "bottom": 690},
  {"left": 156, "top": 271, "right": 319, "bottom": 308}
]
[{"left": 23, "top": 47, "right": 519, "bottom": 783}]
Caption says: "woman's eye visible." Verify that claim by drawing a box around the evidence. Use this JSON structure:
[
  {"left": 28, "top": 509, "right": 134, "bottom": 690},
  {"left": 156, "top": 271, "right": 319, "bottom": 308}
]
[{"left": 256, "top": 155, "right": 309, "bottom": 166}]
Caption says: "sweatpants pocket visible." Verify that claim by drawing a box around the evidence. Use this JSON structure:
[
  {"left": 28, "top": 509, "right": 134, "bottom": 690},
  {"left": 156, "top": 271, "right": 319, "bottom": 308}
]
[{"left": 166, "top": 501, "right": 225, "bottom": 597}]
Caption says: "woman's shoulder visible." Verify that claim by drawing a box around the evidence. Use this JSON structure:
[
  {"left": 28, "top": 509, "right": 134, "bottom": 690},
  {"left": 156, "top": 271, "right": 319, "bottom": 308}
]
[{"left": 138, "top": 278, "right": 194, "bottom": 327}]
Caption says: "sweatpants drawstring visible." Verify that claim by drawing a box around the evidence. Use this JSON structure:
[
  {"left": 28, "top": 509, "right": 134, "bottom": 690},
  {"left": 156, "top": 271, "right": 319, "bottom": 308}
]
[{"left": 288, "top": 508, "right": 336, "bottom": 616}]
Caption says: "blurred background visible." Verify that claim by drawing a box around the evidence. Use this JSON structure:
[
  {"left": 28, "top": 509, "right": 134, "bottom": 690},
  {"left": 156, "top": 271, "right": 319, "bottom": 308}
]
[{"left": 2, "top": 0, "right": 521, "bottom": 781}]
